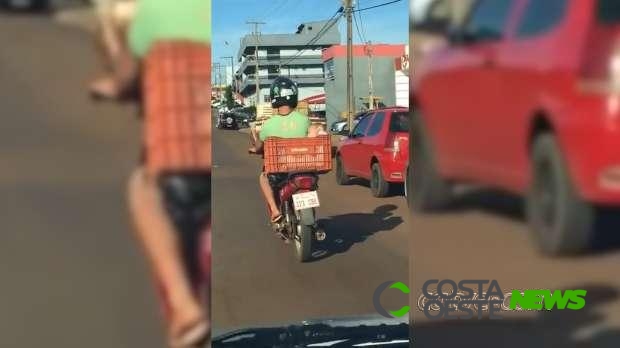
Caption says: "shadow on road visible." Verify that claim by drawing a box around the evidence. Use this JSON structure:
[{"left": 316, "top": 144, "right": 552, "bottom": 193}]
[
  {"left": 344, "top": 177, "right": 405, "bottom": 198},
  {"left": 412, "top": 283, "right": 620, "bottom": 348},
  {"left": 312, "top": 204, "right": 404, "bottom": 261},
  {"left": 449, "top": 188, "right": 524, "bottom": 221},
  {"left": 429, "top": 188, "right": 620, "bottom": 255}
]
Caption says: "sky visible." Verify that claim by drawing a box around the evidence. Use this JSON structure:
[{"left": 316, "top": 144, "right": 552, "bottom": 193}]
[{"left": 212, "top": 0, "right": 409, "bottom": 82}]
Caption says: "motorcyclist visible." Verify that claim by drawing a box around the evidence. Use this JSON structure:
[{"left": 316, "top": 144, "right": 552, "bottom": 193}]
[{"left": 249, "top": 77, "right": 311, "bottom": 224}]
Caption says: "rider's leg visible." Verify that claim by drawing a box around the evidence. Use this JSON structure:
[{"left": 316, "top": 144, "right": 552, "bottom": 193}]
[
  {"left": 259, "top": 172, "right": 281, "bottom": 220},
  {"left": 127, "top": 167, "right": 208, "bottom": 343},
  {"left": 158, "top": 171, "right": 211, "bottom": 346}
]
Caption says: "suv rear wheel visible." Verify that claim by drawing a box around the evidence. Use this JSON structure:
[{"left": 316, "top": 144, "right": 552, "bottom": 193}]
[
  {"left": 527, "top": 134, "right": 595, "bottom": 256},
  {"left": 411, "top": 110, "right": 452, "bottom": 211},
  {"left": 371, "top": 163, "right": 390, "bottom": 198},
  {"left": 335, "top": 155, "right": 350, "bottom": 185}
]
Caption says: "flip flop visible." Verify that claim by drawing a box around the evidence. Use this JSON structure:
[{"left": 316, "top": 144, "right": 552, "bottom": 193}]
[
  {"left": 170, "top": 320, "right": 210, "bottom": 348},
  {"left": 271, "top": 214, "right": 284, "bottom": 223}
]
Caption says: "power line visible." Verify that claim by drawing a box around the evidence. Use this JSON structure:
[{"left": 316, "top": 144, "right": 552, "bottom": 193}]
[
  {"left": 278, "top": 8, "right": 344, "bottom": 68},
  {"left": 258, "top": 0, "right": 287, "bottom": 21},
  {"left": 356, "top": 0, "right": 368, "bottom": 42},
  {"left": 354, "top": 0, "right": 402, "bottom": 12},
  {"left": 353, "top": 11, "right": 366, "bottom": 43}
]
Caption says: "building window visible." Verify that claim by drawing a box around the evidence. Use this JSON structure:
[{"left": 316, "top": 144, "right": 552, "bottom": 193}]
[{"left": 325, "top": 59, "right": 335, "bottom": 81}]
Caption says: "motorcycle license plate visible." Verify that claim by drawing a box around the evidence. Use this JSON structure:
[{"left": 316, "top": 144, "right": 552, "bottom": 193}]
[{"left": 292, "top": 191, "right": 320, "bottom": 210}]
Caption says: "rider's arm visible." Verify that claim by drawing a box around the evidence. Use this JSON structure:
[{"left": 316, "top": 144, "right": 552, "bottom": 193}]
[{"left": 249, "top": 126, "right": 265, "bottom": 153}]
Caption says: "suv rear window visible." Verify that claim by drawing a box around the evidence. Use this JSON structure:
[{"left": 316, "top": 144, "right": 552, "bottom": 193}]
[
  {"left": 389, "top": 112, "right": 410, "bottom": 132},
  {"left": 598, "top": 0, "right": 620, "bottom": 24}
]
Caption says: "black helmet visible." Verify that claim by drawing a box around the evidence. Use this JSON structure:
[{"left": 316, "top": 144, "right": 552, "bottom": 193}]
[{"left": 269, "top": 77, "right": 298, "bottom": 109}]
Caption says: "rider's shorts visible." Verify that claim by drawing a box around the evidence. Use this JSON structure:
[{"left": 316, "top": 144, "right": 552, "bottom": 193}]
[{"left": 157, "top": 171, "right": 211, "bottom": 290}]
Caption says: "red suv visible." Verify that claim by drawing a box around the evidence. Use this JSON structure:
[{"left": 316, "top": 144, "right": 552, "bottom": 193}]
[
  {"left": 413, "top": 0, "right": 620, "bottom": 255},
  {"left": 336, "top": 107, "right": 410, "bottom": 197}
]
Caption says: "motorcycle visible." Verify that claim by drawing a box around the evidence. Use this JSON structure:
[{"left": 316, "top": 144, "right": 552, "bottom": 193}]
[
  {"left": 250, "top": 133, "right": 331, "bottom": 262},
  {"left": 266, "top": 171, "right": 326, "bottom": 261}
]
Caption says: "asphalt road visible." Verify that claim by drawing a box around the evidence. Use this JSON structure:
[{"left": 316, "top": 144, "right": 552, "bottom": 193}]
[
  {"left": 410, "top": 189, "right": 620, "bottom": 347},
  {"left": 211, "top": 127, "right": 410, "bottom": 332},
  {"left": 0, "top": 13, "right": 166, "bottom": 347}
]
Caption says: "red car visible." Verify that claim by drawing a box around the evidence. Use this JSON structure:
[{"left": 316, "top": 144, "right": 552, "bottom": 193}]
[
  {"left": 412, "top": 0, "right": 620, "bottom": 255},
  {"left": 335, "top": 107, "right": 409, "bottom": 197}
]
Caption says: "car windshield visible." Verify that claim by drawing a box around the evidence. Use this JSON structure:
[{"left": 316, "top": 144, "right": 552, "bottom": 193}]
[
  {"left": 598, "top": 0, "right": 620, "bottom": 24},
  {"left": 389, "top": 111, "right": 410, "bottom": 132}
]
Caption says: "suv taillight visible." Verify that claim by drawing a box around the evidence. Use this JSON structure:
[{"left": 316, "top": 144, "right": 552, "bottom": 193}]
[
  {"left": 385, "top": 133, "right": 407, "bottom": 160},
  {"left": 578, "top": 26, "right": 620, "bottom": 94}
]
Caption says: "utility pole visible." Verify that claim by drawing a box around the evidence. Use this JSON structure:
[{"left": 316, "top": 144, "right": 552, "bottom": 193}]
[
  {"left": 217, "top": 64, "right": 224, "bottom": 100},
  {"left": 365, "top": 41, "right": 374, "bottom": 110},
  {"left": 220, "top": 56, "right": 234, "bottom": 86},
  {"left": 212, "top": 63, "right": 219, "bottom": 98},
  {"left": 246, "top": 21, "right": 265, "bottom": 106},
  {"left": 344, "top": 0, "right": 354, "bottom": 134}
]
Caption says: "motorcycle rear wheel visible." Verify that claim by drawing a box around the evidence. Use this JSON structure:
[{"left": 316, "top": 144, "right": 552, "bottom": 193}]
[
  {"left": 295, "top": 223, "right": 313, "bottom": 262},
  {"left": 285, "top": 202, "right": 314, "bottom": 262}
]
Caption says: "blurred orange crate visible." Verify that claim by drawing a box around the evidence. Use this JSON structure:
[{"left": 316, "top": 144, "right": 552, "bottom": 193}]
[
  {"left": 263, "top": 136, "right": 332, "bottom": 174},
  {"left": 142, "top": 41, "right": 211, "bottom": 175}
]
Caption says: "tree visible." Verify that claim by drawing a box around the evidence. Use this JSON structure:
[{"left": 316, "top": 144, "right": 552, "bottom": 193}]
[{"left": 224, "top": 85, "right": 235, "bottom": 109}]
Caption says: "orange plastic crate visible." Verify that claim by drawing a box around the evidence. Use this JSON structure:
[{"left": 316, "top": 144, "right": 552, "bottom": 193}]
[
  {"left": 142, "top": 41, "right": 211, "bottom": 175},
  {"left": 263, "top": 136, "right": 332, "bottom": 174}
]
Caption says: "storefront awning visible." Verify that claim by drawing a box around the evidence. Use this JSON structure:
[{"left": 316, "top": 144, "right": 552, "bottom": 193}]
[{"left": 301, "top": 93, "right": 326, "bottom": 105}]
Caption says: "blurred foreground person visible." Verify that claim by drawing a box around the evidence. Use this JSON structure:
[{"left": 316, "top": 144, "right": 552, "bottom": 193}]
[{"left": 89, "top": 1, "right": 211, "bottom": 347}]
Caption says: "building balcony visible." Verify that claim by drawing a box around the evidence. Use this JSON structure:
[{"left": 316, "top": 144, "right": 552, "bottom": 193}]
[
  {"left": 237, "top": 33, "right": 339, "bottom": 59},
  {"left": 238, "top": 55, "right": 325, "bottom": 75},
  {"left": 238, "top": 74, "right": 326, "bottom": 95}
]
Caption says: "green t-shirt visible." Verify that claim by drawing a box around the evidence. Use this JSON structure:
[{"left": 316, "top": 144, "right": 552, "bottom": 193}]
[
  {"left": 128, "top": 0, "right": 211, "bottom": 58},
  {"left": 259, "top": 111, "right": 311, "bottom": 141}
]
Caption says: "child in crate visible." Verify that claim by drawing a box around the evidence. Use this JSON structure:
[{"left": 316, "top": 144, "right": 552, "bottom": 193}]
[{"left": 308, "top": 124, "right": 328, "bottom": 137}]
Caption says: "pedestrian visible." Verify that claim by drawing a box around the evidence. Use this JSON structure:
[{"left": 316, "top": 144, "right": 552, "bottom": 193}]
[{"left": 87, "top": 1, "right": 211, "bottom": 347}]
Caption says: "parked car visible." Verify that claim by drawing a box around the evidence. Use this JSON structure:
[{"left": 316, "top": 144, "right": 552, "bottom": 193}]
[
  {"left": 1, "top": 0, "right": 49, "bottom": 11},
  {"left": 335, "top": 107, "right": 409, "bottom": 197},
  {"left": 412, "top": 0, "right": 620, "bottom": 255},
  {"left": 411, "top": 0, "right": 474, "bottom": 89},
  {"left": 330, "top": 111, "right": 369, "bottom": 134},
  {"left": 217, "top": 112, "right": 239, "bottom": 130}
]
